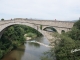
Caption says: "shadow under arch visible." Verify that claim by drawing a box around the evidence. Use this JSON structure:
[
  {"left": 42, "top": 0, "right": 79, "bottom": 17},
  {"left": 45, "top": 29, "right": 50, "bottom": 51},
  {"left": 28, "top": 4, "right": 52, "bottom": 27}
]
[
  {"left": 43, "top": 27, "right": 57, "bottom": 32},
  {"left": 61, "top": 30, "right": 65, "bottom": 33}
]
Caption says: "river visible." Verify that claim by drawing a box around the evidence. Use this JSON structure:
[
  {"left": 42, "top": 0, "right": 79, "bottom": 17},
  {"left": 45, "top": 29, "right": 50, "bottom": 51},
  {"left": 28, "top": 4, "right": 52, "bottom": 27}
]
[{"left": 2, "top": 37, "right": 50, "bottom": 60}]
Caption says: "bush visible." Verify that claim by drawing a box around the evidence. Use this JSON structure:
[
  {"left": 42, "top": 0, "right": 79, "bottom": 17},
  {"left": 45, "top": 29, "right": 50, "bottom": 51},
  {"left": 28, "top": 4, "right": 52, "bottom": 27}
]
[{"left": 26, "top": 32, "right": 37, "bottom": 38}]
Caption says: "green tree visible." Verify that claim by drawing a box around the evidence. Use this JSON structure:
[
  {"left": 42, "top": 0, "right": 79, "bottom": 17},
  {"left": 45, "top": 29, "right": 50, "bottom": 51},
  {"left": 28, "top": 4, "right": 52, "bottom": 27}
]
[
  {"left": 68, "top": 27, "right": 80, "bottom": 40},
  {"left": 40, "top": 25, "right": 42, "bottom": 30},
  {"left": 73, "top": 20, "right": 80, "bottom": 30},
  {"left": 68, "top": 20, "right": 80, "bottom": 40},
  {"left": 54, "top": 20, "right": 80, "bottom": 60},
  {"left": 1, "top": 18, "right": 4, "bottom": 21}
]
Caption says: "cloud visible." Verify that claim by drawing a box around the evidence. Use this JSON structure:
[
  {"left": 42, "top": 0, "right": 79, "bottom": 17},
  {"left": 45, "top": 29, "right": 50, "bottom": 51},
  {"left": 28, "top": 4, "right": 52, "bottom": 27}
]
[{"left": 0, "top": 0, "right": 80, "bottom": 21}]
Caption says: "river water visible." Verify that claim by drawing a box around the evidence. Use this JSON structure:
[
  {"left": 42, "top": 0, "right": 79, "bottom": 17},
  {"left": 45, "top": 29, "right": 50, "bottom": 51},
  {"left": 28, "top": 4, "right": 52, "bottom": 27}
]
[{"left": 2, "top": 37, "right": 50, "bottom": 60}]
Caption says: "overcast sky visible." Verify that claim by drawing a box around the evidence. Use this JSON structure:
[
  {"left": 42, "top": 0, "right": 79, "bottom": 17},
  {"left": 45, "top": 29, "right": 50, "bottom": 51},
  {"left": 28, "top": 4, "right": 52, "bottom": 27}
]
[{"left": 0, "top": 0, "right": 80, "bottom": 21}]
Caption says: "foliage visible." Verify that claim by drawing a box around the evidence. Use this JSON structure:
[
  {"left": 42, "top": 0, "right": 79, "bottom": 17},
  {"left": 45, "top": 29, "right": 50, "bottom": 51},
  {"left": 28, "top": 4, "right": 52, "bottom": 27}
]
[
  {"left": 54, "top": 20, "right": 80, "bottom": 60},
  {"left": 41, "top": 51, "right": 55, "bottom": 60},
  {"left": 41, "top": 56, "right": 53, "bottom": 60},
  {"left": 26, "top": 32, "right": 37, "bottom": 38},
  {"left": 67, "top": 27, "right": 80, "bottom": 40},
  {"left": 1, "top": 18, "right": 4, "bottom": 21},
  {"left": 67, "top": 20, "right": 80, "bottom": 40},
  {"left": 40, "top": 25, "right": 42, "bottom": 30},
  {"left": 55, "top": 35, "right": 76, "bottom": 60},
  {"left": 73, "top": 20, "right": 80, "bottom": 30}
]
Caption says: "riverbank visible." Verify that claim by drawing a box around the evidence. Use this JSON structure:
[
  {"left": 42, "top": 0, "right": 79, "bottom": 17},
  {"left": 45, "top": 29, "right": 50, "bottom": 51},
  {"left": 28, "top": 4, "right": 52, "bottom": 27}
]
[
  {"left": 42, "top": 31, "right": 56, "bottom": 47},
  {"left": 24, "top": 33, "right": 37, "bottom": 40}
]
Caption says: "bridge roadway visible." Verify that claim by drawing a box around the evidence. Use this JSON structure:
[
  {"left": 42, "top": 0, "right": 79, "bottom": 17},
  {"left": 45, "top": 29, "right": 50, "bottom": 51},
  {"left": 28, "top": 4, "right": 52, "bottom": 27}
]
[{"left": 13, "top": 18, "right": 74, "bottom": 29}]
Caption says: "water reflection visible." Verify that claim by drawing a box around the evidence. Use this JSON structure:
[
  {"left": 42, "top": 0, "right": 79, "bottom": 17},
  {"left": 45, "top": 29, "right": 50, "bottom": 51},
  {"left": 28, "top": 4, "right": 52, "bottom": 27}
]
[
  {"left": 2, "top": 45, "right": 25, "bottom": 60},
  {"left": 34, "top": 37, "right": 49, "bottom": 45},
  {"left": 2, "top": 37, "right": 50, "bottom": 60}
]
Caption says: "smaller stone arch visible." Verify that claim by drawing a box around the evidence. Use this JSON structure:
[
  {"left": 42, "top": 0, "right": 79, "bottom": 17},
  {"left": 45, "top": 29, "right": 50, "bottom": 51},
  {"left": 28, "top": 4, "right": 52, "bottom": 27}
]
[
  {"left": 61, "top": 30, "right": 65, "bottom": 33},
  {"left": 43, "top": 27, "right": 57, "bottom": 32}
]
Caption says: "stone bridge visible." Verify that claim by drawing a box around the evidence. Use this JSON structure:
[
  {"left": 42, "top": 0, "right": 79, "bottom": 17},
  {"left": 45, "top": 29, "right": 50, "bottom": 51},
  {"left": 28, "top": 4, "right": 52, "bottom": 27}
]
[{"left": 0, "top": 18, "right": 74, "bottom": 38}]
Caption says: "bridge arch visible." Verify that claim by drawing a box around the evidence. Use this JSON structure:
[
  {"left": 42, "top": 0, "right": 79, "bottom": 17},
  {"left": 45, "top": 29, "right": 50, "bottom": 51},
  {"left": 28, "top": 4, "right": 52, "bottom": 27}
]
[
  {"left": 0, "top": 22, "right": 43, "bottom": 38},
  {"left": 43, "top": 27, "right": 57, "bottom": 32},
  {"left": 61, "top": 30, "right": 65, "bottom": 33}
]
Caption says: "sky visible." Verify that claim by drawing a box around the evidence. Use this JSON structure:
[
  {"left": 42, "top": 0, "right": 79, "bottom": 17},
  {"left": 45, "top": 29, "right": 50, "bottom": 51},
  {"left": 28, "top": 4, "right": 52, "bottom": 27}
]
[{"left": 0, "top": 0, "right": 80, "bottom": 21}]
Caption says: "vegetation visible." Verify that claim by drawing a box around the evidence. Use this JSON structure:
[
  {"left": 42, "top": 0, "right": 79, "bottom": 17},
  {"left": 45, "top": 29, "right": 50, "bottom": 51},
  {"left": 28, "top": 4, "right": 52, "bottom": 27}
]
[
  {"left": 26, "top": 32, "right": 37, "bottom": 39},
  {"left": 61, "top": 30, "right": 65, "bottom": 33},
  {"left": 41, "top": 20, "right": 80, "bottom": 60},
  {"left": 0, "top": 24, "right": 42, "bottom": 59},
  {"left": 1, "top": 18, "right": 4, "bottom": 21},
  {"left": 40, "top": 25, "right": 42, "bottom": 30},
  {"left": 54, "top": 20, "right": 80, "bottom": 60},
  {"left": 68, "top": 20, "right": 80, "bottom": 40}
]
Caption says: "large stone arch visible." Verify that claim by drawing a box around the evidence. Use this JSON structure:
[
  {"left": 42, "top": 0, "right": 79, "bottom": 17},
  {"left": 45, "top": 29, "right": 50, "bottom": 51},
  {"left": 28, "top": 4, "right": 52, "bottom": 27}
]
[{"left": 0, "top": 22, "right": 43, "bottom": 38}]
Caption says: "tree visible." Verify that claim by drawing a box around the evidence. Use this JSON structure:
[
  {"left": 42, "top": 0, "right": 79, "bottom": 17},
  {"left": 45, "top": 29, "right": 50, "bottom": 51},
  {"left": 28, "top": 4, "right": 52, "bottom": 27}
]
[
  {"left": 1, "top": 18, "right": 4, "bottom": 21},
  {"left": 73, "top": 20, "right": 80, "bottom": 30},
  {"left": 40, "top": 25, "right": 42, "bottom": 30},
  {"left": 68, "top": 20, "right": 80, "bottom": 40},
  {"left": 71, "top": 28, "right": 80, "bottom": 40},
  {"left": 54, "top": 19, "right": 80, "bottom": 60}
]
